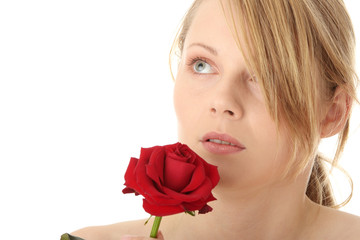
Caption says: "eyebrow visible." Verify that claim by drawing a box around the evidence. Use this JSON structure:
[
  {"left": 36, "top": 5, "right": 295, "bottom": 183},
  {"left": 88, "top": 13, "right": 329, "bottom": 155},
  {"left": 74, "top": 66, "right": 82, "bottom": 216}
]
[{"left": 187, "top": 42, "right": 218, "bottom": 56}]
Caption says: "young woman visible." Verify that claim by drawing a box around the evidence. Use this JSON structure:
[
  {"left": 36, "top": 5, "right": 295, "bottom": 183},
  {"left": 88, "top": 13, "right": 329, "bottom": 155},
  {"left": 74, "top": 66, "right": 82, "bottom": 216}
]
[{"left": 70, "top": 0, "right": 360, "bottom": 239}]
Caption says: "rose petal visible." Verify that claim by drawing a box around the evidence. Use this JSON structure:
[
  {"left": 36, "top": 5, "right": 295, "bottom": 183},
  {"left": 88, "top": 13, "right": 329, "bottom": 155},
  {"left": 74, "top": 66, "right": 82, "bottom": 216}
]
[
  {"left": 134, "top": 165, "right": 183, "bottom": 205},
  {"left": 134, "top": 152, "right": 168, "bottom": 198},
  {"left": 181, "top": 194, "right": 216, "bottom": 212},
  {"left": 147, "top": 147, "right": 165, "bottom": 183},
  {"left": 143, "top": 198, "right": 184, "bottom": 216},
  {"left": 162, "top": 178, "right": 213, "bottom": 202},
  {"left": 204, "top": 163, "right": 220, "bottom": 187},
  {"left": 179, "top": 144, "right": 197, "bottom": 163},
  {"left": 124, "top": 157, "right": 138, "bottom": 181},
  {"left": 122, "top": 187, "right": 136, "bottom": 194},
  {"left": 123, "top": 157, "right": 140, "bottom": 191},
  {"left": 139, "top": 145, "right": 161, "bottom": 158},
  {"left": 181, "top": 164, "right": 206, "bottom": 193},
  {"left": 166, "top": 151, "right": 189, "bottom": 162},
  {"left": 145, "top": 163, "right": 162, "bottom": 189},
  {"left": 143, "top": 194, "right": 183, "bottom": 206},
  {"left": 164, "top": 157, "right": 195, "bottom": 192},
  {"left": 198, "top": 204, "right": 213, "bottom": 214},
  {"left": 134, "top": 150, "right": 187, "bottom": 206},
  {"left": 146, "top": 149, "right": 166, "bottom": 188}
]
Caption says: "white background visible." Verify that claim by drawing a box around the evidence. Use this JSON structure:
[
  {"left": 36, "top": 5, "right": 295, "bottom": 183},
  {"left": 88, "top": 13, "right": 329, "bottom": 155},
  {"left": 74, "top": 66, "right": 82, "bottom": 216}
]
[{"left": 0, "top": 1, "right": 359, "bottom": 239}]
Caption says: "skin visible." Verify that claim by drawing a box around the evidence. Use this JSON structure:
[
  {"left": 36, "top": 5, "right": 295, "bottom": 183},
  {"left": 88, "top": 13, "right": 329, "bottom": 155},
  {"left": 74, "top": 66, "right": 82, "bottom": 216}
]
[{"left": 72, "top": 0, "right": 360, "bottom": 239}]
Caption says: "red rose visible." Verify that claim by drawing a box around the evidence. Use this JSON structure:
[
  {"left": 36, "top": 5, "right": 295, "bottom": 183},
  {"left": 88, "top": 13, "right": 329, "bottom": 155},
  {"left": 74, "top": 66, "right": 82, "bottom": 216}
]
[{"left": 122, "top": 142, "right": 220, "bottom": 216}]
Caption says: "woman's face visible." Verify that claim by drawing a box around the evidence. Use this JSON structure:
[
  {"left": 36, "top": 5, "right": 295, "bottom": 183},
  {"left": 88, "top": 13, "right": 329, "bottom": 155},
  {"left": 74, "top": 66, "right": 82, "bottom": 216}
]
[{"left": 173, "top": 0, "right": 294, "bottom": 191}]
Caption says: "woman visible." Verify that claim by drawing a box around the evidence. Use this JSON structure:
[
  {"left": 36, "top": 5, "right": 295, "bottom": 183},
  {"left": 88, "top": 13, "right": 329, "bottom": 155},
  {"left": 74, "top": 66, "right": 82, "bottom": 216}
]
[{"left": 69, "top": 0, "right": 360, "bottom": 239}]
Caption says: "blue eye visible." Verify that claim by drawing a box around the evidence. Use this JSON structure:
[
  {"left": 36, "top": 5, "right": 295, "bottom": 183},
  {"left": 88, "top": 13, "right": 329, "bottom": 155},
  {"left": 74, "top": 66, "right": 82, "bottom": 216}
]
[{"left": 193, "top": 59, "right": 214, "bottom": 74}]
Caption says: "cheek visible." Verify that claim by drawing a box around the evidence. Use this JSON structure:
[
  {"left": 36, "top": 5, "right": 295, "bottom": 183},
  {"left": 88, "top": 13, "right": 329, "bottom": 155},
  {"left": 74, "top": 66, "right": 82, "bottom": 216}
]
[
  {"left": 257, "top": 127, "right": 293, "bottom": 177},
  {"left": 246, "top": 102, "right": 279, "bottom": 154},
  {"left": 244, "top": 110, "right": 293, "bottom": 182}
]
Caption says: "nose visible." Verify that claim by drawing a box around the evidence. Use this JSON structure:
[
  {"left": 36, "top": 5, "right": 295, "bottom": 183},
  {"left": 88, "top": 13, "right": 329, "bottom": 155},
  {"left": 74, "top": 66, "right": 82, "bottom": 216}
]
[{"left": 209, "top": 80, "right": 243, "bottom": 120}]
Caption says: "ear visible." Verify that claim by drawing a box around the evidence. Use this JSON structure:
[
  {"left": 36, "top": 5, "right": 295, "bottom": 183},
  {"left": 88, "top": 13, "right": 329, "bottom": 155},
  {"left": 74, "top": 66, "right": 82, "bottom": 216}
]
[{"left": 320, "top": 87, "right": 352, "bottom": 138}]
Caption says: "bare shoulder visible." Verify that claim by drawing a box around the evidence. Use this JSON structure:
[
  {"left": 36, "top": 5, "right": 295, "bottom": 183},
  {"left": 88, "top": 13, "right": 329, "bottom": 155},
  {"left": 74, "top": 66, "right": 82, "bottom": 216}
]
[
  {"left": 314, "top": 205, "right": 360, "bottom": 240},
  {"left": 70, "top": 219, "right": 152, "bottom": 240}
]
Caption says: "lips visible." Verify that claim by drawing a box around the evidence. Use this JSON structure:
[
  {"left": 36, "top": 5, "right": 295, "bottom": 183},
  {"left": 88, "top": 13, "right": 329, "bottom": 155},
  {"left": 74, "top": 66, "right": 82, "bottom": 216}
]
[{"left": 201, "top": 132, "right": 245, "bottom": 154}]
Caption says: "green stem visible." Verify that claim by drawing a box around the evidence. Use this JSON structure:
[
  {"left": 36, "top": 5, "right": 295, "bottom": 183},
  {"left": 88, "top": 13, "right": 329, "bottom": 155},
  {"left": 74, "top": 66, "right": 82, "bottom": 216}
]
[{"left": 150, "top": 216, "right": 162, "bottom": 238}]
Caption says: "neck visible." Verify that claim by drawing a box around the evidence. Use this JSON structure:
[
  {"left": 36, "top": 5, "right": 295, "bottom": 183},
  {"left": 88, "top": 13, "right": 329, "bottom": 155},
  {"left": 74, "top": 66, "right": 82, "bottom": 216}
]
[{"left": 167, "top": 177, "right": 319, "bottom": 240}]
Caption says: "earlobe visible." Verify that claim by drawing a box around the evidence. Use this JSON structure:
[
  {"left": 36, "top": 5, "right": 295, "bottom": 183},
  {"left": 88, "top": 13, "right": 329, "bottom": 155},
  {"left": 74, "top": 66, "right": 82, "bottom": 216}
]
[{"left": 320, "top": 87, "right": 352, "bottom": 138}]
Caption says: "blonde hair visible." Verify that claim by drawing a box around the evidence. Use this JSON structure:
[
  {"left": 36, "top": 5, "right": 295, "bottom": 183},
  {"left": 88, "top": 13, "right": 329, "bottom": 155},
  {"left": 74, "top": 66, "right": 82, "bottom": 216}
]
[{"left": 170, "top": 0, "right": 358, "bottom": 208}]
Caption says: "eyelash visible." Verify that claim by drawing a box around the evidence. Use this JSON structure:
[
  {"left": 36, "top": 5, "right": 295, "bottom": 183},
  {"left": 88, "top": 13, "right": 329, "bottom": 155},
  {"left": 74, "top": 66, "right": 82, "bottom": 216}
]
[
  {"left": 185, "top": 56, "right": 258, "bottom": 82},
  {"left": 187, "top": 56, "right": 208, "bottom": 65},
  {"left": 186, "top": 56, "right": 211, "bottom": 74}
]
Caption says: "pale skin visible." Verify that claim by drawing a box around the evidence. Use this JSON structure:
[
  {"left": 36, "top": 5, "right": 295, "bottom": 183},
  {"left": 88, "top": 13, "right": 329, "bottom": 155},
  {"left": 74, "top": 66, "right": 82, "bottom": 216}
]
[{"left": 72, "top": 0, "right": 360, "bottom": 239}]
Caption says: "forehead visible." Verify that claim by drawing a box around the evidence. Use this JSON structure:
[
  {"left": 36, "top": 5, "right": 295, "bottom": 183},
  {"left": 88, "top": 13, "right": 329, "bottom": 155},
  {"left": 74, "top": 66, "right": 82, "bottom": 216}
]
[{"left": 183, "top": 0, "right": 249, "bottom": 61}]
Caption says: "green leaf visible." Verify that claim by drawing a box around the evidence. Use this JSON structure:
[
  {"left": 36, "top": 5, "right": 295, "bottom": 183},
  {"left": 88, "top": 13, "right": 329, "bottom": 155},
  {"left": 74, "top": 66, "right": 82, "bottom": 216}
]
[
  {"left": 144, "top": 215, "right": 153, "bottom": 225},
  {"left": 185, "top": 211, "right": 196, "bottom": 216},
  {"left": 60, "top": 233, "right": 86, "bottom": 240}
]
